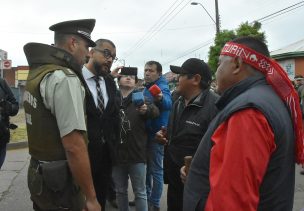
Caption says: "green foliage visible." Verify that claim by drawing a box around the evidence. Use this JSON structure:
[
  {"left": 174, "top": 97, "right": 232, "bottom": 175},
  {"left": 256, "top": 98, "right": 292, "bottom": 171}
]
[
  {"left": 236, "top": 21, "right": 266, "bottom": 42},
  {"left": 208, "top": 30, "right": 235, "bottom": 76},
  {"left": 207, "top": 21, "right": 266, "bottom": 75}
]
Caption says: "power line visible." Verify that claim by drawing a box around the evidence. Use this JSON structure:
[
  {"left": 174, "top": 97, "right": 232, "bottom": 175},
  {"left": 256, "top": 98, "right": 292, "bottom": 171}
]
[
  {"left": 260, "top": 4, "right": 304, "bottom": 23},
  {"left": 130, "top": 0, "right": 192, "bottom": 55},
  {"left": 162, "top": 39, "right": 213, "bottom": 65},
  {"left": 162, "top": 2, "right": 304, "bottom": 66},
  {"left": 123, "top": 0, "right": 184, "bottom": 57},
  {"left": 251, "top": 1, "right": 304, "bottom": 23},
  {"left": 124, "top": 0, "right": 191, "bottom": 58}
]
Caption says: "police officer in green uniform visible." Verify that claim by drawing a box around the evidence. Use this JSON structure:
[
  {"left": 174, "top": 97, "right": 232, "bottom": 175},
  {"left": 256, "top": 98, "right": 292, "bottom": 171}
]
[{"left": 23, "top": 19, "right": 101, "bottom": 211}]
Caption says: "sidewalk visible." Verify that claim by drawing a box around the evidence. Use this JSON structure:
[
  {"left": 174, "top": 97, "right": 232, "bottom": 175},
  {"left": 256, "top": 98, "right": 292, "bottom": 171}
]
[{"left": 7, "top": 140, "right": 28, "bottom": 150}]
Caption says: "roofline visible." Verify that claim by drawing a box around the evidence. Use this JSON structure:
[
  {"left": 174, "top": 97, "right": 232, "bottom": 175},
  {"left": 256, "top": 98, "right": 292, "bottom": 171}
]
[{"left": 271, "top": 51, "right": 304, "bottom": 60}]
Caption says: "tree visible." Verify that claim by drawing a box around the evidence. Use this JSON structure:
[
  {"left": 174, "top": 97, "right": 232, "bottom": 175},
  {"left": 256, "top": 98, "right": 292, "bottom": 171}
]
[{"left": 207, "top": 21, "right": 266, "bottom": 75}]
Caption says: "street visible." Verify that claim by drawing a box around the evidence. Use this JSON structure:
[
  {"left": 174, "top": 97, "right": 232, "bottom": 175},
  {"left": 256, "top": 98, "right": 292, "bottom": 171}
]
[
  {"left": 0, "top": 148, "right": 167, "bottom": 211},
  {"left": 0, "top": 148, "right": 303, "bottom": 211}
]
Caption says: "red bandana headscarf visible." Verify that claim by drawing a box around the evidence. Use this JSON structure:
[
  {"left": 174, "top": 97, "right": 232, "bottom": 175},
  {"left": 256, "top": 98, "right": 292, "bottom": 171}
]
[{"left": 221, "top": 41, "right": 304, "bottom": 164}]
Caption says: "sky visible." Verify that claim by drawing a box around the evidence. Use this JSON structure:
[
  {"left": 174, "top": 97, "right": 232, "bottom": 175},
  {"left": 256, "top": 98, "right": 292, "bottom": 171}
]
[{"left": 0, "top": 0, "right": 303, "bottom": 78}]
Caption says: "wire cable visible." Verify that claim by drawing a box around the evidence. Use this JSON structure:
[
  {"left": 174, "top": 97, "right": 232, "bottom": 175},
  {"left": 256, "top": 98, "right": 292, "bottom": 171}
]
[
  {"left": 162, "top": 39, "right": 213, "bottom": 65},
  {"left": 130, "top": 0, "right": 192, "bottom": 56},
  {"left": 123, "top": 0, "right": 185, "bottom": 57},
  {"left": 251, "top": 1, "right": 304, "bottom": 23}
]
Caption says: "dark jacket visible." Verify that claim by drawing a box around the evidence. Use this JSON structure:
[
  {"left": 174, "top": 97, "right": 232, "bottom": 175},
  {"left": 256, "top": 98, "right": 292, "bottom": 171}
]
[
  {"left": 143, "top": 76, "right": 172, "bottom": 140},
  {"left": 84, "top": 74, "right": 121, "bottom": 167},
  {"left": 166, "top": 89, "right": 219, "bottom": 168},
  {"left": 0, "top": 78, "right": 19, "bottom": 147},
  {"left": 183, "top": 77, "right": 295, "bottom": 211},
  {"left": 113, "top": 90, "right": 159, "bottom": 165}
]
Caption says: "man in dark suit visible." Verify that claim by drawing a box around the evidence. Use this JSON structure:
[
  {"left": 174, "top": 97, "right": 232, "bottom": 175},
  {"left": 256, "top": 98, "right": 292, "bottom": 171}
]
[{"left": 82, "top": 39, "right": 121, "bottom": 209}]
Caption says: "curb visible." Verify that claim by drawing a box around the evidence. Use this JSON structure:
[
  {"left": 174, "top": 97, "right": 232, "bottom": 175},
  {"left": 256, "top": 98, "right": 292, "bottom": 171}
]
[{"left": 7, "top": 140, "right": 28, "bottom": 150}]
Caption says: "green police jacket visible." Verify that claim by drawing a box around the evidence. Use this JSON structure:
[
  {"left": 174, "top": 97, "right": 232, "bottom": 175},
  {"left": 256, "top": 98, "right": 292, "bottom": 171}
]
[{"left": 23, "top": 43, "right": 87, "bottom": 161}]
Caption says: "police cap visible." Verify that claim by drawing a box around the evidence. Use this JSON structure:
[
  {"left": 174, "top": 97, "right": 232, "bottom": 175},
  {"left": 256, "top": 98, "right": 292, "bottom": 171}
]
[{"left": 49, "top": 19, "right": 96, "bottom": 47}]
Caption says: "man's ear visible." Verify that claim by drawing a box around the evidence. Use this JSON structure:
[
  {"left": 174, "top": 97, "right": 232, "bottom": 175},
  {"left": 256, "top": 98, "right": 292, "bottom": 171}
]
[
  {"left": 69, "top": 36, "right": 78, "bottom": 53},
  {"left": 232, "top": 56, "right": 243, "bottom": 74},
  {"left": 89, "top": 48, "right": 94, "bottom": 57},
  {"left": 193, "top": 74, "right": 202, "bottom": 86}
]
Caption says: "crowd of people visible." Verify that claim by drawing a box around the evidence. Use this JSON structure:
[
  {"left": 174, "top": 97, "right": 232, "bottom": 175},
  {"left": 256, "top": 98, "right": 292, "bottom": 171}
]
[{"left": 1, "top": 17, "right": 300, "bottom": 211}]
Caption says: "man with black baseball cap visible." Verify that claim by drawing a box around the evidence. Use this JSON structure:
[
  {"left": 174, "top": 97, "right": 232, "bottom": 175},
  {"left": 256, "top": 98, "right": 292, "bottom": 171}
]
[
  {"left": 155, "top": 58, "right": 218, "bottom": 211},
  {"left": 24, "top": 19, "right": 101, "bottom": 211},
  {"left": 170, "top": 58, "right": 212, "bottom": 88}
]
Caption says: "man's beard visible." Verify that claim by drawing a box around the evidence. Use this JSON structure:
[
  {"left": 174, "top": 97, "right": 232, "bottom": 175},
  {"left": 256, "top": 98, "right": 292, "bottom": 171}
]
[{"left": 93, "top": 61, "right": 108, "bottom": 77}]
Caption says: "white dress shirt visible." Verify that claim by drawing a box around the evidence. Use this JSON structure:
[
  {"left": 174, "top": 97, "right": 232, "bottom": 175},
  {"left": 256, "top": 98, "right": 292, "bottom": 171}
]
[{"left": 82, "top": 66, "right": 109, "bottom": 108}]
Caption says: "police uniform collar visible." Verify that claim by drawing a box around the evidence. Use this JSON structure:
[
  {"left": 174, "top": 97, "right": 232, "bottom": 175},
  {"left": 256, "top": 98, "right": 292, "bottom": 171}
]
[{"left": 24, "top": 42, "right": 82, "bottom": 73}]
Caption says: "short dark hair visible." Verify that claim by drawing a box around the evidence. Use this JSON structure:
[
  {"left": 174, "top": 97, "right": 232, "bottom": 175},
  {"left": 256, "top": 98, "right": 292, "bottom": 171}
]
[
  {"left": 145, "top": 61, "right": 162, "bottom": 74},
  {"left": 54, "top": 33, "right": 84, "bottom": 47},
  {"left": 117, "top": 75, "right": 138, "bottom": 83},
  {"left": 95, "top": 39, "right": 116, "bottom": 48},
  {"left": 232, "top": 36, "right": 270, "bottom": 57},
  {"left": 54, "top": 33, "right": 71, "bottom": 46}
]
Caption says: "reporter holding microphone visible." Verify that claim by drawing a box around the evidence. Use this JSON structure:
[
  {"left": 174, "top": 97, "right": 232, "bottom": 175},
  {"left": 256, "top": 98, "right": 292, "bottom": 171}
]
[{"left": 112, "top": 67, "right": 159, "bottom": 211}]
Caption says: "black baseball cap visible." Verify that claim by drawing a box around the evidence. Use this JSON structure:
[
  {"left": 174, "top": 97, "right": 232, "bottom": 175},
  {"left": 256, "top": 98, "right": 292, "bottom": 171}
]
[
  {"left": 170, "top": 58, "right": 212, "bottom": 83},
  {"left": 49, "top": 19, "right": 96, "bottom": 47}
]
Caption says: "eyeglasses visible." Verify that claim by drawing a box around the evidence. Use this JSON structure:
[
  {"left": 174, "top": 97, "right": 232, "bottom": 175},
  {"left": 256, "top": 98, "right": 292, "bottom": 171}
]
[{"left": 94, "top": 48, "right": 118, "bottom": 62}]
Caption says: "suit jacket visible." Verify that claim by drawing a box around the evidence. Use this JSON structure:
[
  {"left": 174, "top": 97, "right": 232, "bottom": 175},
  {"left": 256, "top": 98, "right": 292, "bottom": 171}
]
[{"left": 82, "top": 74, "right": 120, "bottom": 168}]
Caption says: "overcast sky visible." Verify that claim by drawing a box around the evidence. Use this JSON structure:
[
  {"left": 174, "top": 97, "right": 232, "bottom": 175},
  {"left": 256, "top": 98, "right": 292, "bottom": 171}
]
[{"left": 0, "top": 0, "right": 303, "bottom": 77}]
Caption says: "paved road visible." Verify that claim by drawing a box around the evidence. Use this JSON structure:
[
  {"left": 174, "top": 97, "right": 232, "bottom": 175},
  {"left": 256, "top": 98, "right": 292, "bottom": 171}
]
[
  {"left": 0, "top": 148, "right": 303, "bottom": 211},
  {"left": 0, "top": 148, "right": 167, "bottom": 211}
]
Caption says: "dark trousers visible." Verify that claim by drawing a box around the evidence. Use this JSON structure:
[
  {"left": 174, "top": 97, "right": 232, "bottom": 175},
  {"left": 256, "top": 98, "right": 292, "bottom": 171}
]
[
  {"left": 89, "top": 142, "right": 112, "bottom": 210},
  {"left": 0, "top": 145, "right": 6, "bottom": 169},
  {"left": 166, "top": 155, "right": 184, "bottom": 211},
  {"left": 107, "top": 178, "right": 116, "bottom": 201}
]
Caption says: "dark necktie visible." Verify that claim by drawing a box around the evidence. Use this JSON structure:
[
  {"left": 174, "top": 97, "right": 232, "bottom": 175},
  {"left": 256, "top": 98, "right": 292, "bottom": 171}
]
[{"left": 93, "top": 76, "right": 105, "bottom": 114}]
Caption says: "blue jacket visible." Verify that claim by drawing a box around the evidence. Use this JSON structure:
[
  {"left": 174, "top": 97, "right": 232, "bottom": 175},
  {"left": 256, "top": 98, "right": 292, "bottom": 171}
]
[{"left": 143, "top": 76, "right": 172, "bottom": 140}]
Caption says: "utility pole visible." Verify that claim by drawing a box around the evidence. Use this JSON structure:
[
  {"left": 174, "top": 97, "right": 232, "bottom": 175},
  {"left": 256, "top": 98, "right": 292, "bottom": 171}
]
[
  {"left": 191, "top": 1, "right": 220, "bottom": 35},
  {"left": 215, "top": 0, "right": 220, "bottom": 34}
]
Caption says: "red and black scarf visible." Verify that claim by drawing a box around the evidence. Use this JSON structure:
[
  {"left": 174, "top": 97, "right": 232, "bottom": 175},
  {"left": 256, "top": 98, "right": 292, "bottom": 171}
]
[{"left": 221, "top": 42, "right": 304, "bottom": 164}]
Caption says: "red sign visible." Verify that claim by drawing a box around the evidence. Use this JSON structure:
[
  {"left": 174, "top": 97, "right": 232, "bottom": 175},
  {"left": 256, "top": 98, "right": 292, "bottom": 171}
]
[{"left": 1, "top": 60, "right": 12, "bottom": 69}]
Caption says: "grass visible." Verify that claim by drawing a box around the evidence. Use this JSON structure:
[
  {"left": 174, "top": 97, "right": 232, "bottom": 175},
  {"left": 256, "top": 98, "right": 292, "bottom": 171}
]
[
  {"left": 9, "top": 108, "right": 28, "bottom": 143},
  {"left": 10, "top": 125, "right": 27, "bottom": 143}
]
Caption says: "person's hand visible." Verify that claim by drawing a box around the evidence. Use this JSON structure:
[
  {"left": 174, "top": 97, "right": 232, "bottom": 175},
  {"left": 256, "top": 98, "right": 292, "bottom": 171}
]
[
  {"left": 83, "top": 197, "right": 101, "bottom": 211},
  {"left": 137, "top": 103, "right": 148, "bottom": 115},
  {"left": 155, "top": 126, "right": 168, "bottom": 145},
  {"left": 180, "top": 166, "right": 187, "bottom": 184},
  {"left": 110, "top": 66, "right": 123, "bottom": 78},
  {"left": 154, "top": 91, "right": 163, "bottom": 101}
]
